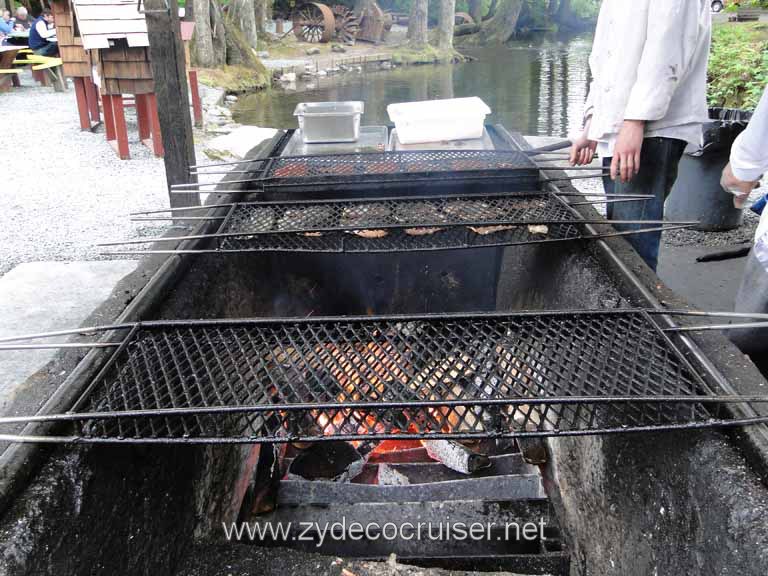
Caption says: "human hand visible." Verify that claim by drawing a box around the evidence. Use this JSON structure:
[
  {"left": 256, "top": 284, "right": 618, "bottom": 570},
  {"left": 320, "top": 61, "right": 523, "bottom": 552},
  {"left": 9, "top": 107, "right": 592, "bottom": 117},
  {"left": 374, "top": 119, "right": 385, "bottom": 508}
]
[
  {"left": 611, "top": 120, "right": 645, "bottom": 183},
  {"left": 569, "top": 118, "right": 597, "bottom": 166},
  {"left": 720, "top": 162, "right": 760, "bottom": 209}
]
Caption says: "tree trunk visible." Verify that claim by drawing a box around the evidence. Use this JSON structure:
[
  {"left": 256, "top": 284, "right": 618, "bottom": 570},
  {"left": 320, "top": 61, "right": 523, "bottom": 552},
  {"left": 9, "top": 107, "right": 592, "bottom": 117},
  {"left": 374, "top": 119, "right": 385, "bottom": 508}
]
[
  {"left": 556, "top": 0, "right": 572, "bottom": 22},
  {"left": 192, "top": 0, "right": 215, "bottom": 67},
  {"left": 230, "top": 0, "right": 258, "bottom": 49},
  {"left": 436, "top": 0, "right": 455, "bottom": 51},
  {"left": 223, "top": 14, "right": 262, "bottom": 67},
  {"left": 254, "top": 0, "right": 269, "bottom": 34},
  {"left": 407, "top": 0, "right": 428, "bottom": 45},
  {"left": 454, "top": 22, "right": 480, "bottom": 36},
  {"left": 210, "top": 0, "right": 227, "bottom": 66},
  {"left": 467, "top": 0, "right": 483, "bottom": 23},
  {"left": 547, "top": 0, "right": 558, "bottom": 18},
  {"left": 184, "top": 0, "right": 194, "bottom": 22},
  {"left": 464, "top": 0, "right": 523, "bottom": 44},
  {"left": 484, "top": 0, "right": 498, "bottom": 20}
]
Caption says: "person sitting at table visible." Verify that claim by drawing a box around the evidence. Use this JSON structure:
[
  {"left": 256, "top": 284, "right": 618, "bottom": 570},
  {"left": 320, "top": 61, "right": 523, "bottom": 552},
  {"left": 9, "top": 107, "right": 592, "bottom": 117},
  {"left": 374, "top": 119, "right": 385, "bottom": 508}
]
[
  {"left": 28, "top": 9, "right": 57, "bottom": 57},
  {"left": 0, "top": 10, "right": 13, "bottom": 34},
  {"left": 14, "top": 7, "right": 30, "bottom": 30}
]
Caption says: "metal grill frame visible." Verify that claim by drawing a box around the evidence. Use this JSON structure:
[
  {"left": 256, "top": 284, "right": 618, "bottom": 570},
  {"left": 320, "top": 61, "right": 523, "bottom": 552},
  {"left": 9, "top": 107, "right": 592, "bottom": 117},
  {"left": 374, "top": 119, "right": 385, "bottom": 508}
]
[
  {"left": 7, "top": 309, "right": 761, "bottom": 444},
  {"left": 245, "top": 149, "right": 540, "bottom": 189},
  {"left": 212, "top": 191, "right": 582, "bottom": 254}
]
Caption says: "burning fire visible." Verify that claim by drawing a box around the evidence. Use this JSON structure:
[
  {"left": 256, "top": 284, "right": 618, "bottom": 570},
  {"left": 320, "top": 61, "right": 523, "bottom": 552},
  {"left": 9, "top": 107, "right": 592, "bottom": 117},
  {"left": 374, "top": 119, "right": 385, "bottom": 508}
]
[{"left": 278, "top": 340, "right": 544, "bottom": 442}]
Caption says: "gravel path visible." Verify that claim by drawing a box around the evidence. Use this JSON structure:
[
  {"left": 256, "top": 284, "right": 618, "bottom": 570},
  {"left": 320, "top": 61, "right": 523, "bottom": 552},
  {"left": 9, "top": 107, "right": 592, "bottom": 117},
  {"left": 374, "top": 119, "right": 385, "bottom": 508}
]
[{"left": 0, "top": 73, "right": 219, "bottom": 275}]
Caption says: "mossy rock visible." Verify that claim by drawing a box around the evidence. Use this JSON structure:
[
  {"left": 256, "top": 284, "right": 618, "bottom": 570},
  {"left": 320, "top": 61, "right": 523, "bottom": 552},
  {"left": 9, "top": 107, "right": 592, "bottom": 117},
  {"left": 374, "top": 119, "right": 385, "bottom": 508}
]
[{"left": 198, "top": 66, "right": 271, "bottom": 94}]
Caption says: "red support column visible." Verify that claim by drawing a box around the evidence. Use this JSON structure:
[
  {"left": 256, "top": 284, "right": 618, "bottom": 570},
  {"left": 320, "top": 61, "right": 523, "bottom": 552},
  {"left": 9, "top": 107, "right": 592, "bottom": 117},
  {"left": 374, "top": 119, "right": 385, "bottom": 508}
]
[
  {"left": 102, "top": 94, "right": 116, "bottom": 141},
  {"left": 136, "top": 93, "right": 151, "bottom": 142},
  {"left": 188, "top": 69, "right": 202, "bottom": 127},
  {"left": 147, "top": 93, "right": 164, "bottom": 157},
  {"left": 111, "top": 94, "right": 130, "bottom": 160},
  {"left": 85, "top": 78, "right": 100, "bottom": 125},
  {"left": 73, "top": 77, "right": 91, "bottom": 131}
]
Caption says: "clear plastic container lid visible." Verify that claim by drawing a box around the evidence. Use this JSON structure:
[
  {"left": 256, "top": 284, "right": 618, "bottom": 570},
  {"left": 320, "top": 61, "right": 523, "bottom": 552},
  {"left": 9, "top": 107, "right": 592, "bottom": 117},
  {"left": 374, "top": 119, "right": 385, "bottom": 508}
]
[{"left": 294, "top": 101, "right": 365, "bottom": 117}]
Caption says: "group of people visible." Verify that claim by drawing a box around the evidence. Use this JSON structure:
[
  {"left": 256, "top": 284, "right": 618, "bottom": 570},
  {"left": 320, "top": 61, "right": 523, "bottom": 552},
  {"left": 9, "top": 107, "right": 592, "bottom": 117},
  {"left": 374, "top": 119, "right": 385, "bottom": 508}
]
[
  {"left": 570, "top": 0, "right": 768, "bottom": 366},
  {"left": 0, "top": 6, "right": 57, "bottom": 56}
]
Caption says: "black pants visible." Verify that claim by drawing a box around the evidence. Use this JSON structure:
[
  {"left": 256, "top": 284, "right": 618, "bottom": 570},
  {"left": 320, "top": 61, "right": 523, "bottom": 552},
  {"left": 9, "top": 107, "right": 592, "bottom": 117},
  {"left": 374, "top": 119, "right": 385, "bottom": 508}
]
[
  {"left": 602, "top": 137, "right": 687, "bottom": 271},
  {"left": 731, "top": 250, "right": 768, "bottom": 369}
]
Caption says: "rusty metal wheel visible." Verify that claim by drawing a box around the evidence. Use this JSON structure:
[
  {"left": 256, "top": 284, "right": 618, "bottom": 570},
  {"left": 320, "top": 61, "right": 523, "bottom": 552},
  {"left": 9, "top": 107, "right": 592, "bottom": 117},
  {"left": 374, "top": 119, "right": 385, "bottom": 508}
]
[
  {"left": 332, "top": 5, "right": 359, "bottom": 44},
  {"left": 292, "top": 2, "right": 336, "bottom": 43}
]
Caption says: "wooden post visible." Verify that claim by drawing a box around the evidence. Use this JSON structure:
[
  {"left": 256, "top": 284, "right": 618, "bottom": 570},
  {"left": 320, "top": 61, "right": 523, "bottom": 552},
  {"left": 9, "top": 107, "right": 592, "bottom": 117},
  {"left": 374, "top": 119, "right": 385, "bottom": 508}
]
[
  {"left": 85, "top": 78, "right": 100, "bottom": 124},
  {"left": 144, "top": 0, "right": 199, "bottom": 208},
  {"left": 73, "top": 77, "right": 91, "bottom": 130}
]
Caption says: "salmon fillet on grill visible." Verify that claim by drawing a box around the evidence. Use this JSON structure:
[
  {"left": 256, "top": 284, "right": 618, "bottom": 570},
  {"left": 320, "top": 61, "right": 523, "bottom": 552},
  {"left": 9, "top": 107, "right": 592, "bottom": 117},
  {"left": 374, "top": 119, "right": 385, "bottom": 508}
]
[
  {"left": 340, "top": 203, "right": 391, "bottom": 239},
  {"left": 276, "top": 205, "right": 334, "bottom": 236},
  {"left": 394, "top": 202, "right": 447, "bottom": 236}
]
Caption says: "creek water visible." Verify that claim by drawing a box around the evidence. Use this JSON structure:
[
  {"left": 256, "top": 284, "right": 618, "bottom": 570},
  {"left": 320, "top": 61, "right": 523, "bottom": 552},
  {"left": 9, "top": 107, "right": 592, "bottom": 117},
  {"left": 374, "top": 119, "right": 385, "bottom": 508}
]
[{"left": 233, "top": 32, "right": 593, "bottom": 138}]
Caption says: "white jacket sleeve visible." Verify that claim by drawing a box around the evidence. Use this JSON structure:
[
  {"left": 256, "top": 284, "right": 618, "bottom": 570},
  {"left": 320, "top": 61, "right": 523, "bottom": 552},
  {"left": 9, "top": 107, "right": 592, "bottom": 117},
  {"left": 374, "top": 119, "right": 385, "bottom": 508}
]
[
  {"left": 731, "top": 86, "right": 768, "bottom": 182},
  {"left": 623, "top": 1, "right": 694, "bottom": 122}
]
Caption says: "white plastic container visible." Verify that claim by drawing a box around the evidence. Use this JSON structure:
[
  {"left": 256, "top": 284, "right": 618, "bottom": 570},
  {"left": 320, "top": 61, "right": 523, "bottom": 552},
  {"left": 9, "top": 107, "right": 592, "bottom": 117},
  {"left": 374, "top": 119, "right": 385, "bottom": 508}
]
[
  {"left": 386, "top": 97, "right": 491, "bottom": 145},
  {"left": 294, "top": 101, "right": 364, "bottom": 144}
]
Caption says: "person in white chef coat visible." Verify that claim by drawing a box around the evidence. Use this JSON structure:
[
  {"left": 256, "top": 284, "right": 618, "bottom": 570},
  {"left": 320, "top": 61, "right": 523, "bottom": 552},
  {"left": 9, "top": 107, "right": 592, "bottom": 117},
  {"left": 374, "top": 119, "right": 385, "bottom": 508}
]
[
  {"left": 570, "top": 0, "right": 712, "bottom": 271},
  {"left": 720, "top": 85, "right": 768, "bottom": 370}
]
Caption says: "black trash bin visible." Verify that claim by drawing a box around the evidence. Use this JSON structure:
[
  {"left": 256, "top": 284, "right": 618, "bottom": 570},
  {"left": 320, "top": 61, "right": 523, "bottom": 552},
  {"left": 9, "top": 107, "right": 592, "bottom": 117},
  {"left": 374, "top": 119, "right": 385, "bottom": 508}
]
[{"left": 666, "top": 107, "right": 753, "bottom": 231}]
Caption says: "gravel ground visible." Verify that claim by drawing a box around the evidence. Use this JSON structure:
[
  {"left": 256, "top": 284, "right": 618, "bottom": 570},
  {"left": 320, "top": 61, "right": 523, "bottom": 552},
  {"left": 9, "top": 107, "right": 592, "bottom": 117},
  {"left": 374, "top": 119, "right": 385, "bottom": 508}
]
[
  {"left": 536, "top": 156, "right": 765, "bottom": 247},
  {"left": 0, "top": 72, "right": 220, "bottom": 275}
]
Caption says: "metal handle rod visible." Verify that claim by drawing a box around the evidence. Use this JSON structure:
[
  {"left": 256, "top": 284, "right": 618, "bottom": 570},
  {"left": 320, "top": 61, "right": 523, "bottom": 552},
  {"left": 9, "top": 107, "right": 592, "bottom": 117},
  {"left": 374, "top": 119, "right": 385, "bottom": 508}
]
[
  {"left": 99, "top": 225, "right": 698, "bottom": 255},
  {"left": 188, "top": 149, "right": 559, "bottom": 171},
  {"left": 0, "top": 343, "right": 123, "bottom": 351},
  {"left": 130, "top": 216, "right": 227, "bottom": 222},
  {"left": 567, "top": 198, "right": 649, "bottom": 207},
  {"left": 648, "top": 310, "right": 768, "bottom": 320},
  {"left": 0, "top": 324, "right": 134, "bottom": 344},
  {"left": 130, "top": 203, "right": 237, "bottom": 216},
  {"left": 189, "top": 164, "right": 606, "bottom": 177},
  {"left": 170, "top": 170, "right": 614, "bottom": 190},
  {"left": 2, "top": 394, "right": 768, "bottom": 426},
  {"left": 129, "top": 197, "right": 650, "bottom": 218},
  {"left": 99, "top": 220, "right": 698, "bottom": 246},
  {"left": 664, "top": 322, "right": 768, "bottom": 333}
]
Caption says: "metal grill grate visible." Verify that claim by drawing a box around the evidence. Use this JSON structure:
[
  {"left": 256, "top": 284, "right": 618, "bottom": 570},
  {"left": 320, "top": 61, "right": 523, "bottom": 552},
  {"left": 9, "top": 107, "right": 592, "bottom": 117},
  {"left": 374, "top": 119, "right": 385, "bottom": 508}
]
[
  {"left": 58, "top": 311, "right": 728, "bottom": 443},
  {"left": 214, "top": 193, "right": 581, "bottom": 253},
  {"left": 259, "top": 150, "right": 538, "bottom": 180}
]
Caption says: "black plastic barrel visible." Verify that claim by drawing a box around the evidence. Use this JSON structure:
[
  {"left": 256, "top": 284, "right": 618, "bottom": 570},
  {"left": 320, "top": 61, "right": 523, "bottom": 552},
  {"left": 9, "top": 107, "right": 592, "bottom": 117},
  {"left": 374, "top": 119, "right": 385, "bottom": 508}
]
[{"left": 666, "top": 107, "right": 753, "bottom": 231}]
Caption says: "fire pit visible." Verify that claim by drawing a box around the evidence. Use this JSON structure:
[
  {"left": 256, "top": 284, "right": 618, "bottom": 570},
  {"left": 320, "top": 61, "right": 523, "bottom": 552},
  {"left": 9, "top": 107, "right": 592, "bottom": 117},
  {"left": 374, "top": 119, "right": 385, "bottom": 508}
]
[{"left": 2, "top": 128, "right": 768, "bottom": 576}]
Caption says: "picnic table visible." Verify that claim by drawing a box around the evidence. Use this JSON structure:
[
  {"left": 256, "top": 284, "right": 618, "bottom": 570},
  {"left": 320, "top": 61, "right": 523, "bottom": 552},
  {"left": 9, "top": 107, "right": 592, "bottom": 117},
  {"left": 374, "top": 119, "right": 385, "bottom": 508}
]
[
  {"left": 6, "top": 29, "right": 29, "bottom": 46},
  {"left": 0, "top": 45, "right": 24, "bottom": 91}
]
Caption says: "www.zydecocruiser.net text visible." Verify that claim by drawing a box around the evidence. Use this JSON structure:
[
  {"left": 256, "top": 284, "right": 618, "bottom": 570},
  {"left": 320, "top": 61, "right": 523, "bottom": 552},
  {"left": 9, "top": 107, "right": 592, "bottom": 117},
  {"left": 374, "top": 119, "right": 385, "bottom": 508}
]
[{"left": 223, "top": 518, "right": 548, "bottom": 547}]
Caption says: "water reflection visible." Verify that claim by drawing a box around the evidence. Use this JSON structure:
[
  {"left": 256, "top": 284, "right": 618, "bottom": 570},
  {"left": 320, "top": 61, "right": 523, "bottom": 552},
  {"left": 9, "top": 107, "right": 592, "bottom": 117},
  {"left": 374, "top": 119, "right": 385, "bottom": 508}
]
[{"left": 234, "top": 32, "right": 593, "bottom": 138}]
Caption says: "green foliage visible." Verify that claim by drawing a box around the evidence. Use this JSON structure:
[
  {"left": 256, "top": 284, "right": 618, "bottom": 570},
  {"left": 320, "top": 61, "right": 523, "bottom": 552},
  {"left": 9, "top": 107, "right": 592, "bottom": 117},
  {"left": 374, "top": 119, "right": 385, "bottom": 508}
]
[
  {"left": 708, "top": 23, "right": 768, "bottom": 109},
  {"left": 570, "top": 0, "right": 600, "bottom": 19}
]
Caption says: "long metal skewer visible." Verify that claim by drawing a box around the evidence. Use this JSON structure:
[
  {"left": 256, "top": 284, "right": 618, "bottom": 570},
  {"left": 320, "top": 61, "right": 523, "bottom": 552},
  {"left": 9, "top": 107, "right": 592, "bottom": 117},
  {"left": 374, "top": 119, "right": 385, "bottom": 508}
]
[
  {"left": 2, "top": 310, "right": 766, "bottom": 347},
  {"left": 172, "top": 170, "right": 613, "bottom": 189},
  {"left": 1, "top": 394, "right": 768, "bottom": 428},
  {"left": 129, "top": 197, "right": 651, "bottom": 222},
  {"left": 0, "top": 324, "right": 133, "bottom": 343},
  {"left": 98, "top": 225, "right": 698, "bottom": 255},
  {"left": 97, "top": 220, "right": 698, "bottom": 247},
  {"left": 0, "top": 343, "right": 123, "bottom": 350},
  {"left": 186, "top": 142, "right": 577, "bottom": 171}
]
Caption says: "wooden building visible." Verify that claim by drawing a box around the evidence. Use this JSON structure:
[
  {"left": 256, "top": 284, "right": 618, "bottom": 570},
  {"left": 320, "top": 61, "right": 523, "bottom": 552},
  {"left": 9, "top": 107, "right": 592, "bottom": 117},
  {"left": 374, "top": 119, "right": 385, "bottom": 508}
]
[
  {"left": 51, "top": 0, "right": 100, "bottom": 130},
  {"left": 45, "top": 0, "right": 200, "bottom": 160}
]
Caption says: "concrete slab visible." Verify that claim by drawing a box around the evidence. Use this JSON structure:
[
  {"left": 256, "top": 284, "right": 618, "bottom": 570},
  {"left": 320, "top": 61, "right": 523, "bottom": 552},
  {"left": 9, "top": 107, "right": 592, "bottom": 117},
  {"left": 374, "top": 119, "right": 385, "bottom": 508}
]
[
  {"left": 0, "top": 261, "right": 137, "bottom": 415},
  {"left": 658, "top": 244, "right": 748, "bottom": 311}
]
